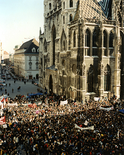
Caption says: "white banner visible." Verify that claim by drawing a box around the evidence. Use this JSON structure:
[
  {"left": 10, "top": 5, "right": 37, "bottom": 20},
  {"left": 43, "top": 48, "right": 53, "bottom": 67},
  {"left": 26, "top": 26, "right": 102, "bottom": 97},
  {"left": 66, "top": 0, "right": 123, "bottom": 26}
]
[
  {"left": 60, "top": 100, "right": 68, "bottom": 106},
  {"left": 7, "top": 103, "right": 18, "bottom": 106},
  {"left": 3, "top": 124, "right": 7, "bottom": 128},
  {"left": 75, "top": 124, "right": 94, "bottom": 130},
  {"left": 99, "top": 106, "right": 114, "bottom": 111},
  {"left": 94, "top": 97, "right": 100, "bottom": 102}
]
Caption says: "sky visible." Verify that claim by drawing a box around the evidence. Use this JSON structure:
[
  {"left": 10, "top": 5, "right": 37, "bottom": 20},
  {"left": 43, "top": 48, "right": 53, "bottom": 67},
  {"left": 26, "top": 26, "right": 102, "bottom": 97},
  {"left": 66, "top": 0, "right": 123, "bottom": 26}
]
[{"left": 0, "top": 0, "right": 44, "bottom": 54}]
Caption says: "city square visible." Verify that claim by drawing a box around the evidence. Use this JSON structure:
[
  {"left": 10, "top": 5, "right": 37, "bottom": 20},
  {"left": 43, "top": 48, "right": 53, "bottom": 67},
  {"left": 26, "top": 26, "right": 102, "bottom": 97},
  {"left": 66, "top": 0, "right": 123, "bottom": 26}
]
[{"left": 0, "top": 0, "right": 124, "bottom": 154}]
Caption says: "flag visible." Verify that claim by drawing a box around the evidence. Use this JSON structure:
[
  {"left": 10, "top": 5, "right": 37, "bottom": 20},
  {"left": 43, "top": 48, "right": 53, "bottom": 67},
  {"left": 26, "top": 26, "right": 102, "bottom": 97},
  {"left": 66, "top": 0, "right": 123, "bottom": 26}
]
[
  {"left": 21, "top": 95, "right": 24, "bottom": 98},
  {"left": 1, "top": 98, "right": 5, "bottom": 103},
  {"left": 28, "top": 104, "right": 33, "bottom": 108},
  {"left": 0, "top": 116, "right": 6, "bottom": 125}
]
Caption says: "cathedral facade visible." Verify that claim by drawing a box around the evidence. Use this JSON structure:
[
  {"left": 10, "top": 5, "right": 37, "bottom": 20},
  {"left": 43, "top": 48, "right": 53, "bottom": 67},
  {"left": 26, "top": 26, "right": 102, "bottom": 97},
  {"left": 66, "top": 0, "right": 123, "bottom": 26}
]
[{"left": 39, "top": 0, "right": 124, "bottom": 101}]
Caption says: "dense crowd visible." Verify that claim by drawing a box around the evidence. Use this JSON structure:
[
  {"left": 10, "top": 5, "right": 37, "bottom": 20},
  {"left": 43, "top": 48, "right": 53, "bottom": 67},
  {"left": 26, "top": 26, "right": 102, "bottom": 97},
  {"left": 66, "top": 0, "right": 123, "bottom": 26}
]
[{"left": 0, "top": 93, "right": 124, "bottom": 155}]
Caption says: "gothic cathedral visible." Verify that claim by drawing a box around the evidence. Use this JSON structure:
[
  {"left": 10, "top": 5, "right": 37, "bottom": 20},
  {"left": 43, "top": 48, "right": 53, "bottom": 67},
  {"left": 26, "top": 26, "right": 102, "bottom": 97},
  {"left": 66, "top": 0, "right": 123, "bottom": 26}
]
[{"left": 39, "top": 0, "right": 124, "bottom": 101}]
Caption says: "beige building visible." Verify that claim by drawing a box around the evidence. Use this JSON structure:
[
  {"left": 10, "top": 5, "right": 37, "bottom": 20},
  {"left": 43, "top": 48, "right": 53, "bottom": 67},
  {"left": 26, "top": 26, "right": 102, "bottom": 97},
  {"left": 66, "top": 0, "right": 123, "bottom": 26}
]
[
  {"left": 14, "top": 39, "right": 39, "bottom": 79},
  {"left": 39, "top": 0, "right": 124, "bottom": 101}
]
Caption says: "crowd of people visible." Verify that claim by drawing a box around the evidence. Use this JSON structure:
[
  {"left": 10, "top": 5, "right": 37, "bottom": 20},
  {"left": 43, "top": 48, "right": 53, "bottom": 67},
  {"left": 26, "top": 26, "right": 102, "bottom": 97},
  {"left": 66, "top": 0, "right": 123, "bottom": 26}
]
[{"left": 0, "top": 92, "right": 124, "bottom": 155}]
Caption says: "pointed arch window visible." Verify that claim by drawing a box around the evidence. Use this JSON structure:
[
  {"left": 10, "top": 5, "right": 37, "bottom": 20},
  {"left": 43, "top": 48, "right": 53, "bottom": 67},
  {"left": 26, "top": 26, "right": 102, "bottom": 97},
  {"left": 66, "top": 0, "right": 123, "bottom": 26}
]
[
  {"left": 92, "top": 30, "right": 97, "bottom": 56},
  {"left": 49, "top": 3, "right": 51, "bottom": 10},
  {"left": 44, "top": 39, "right": 47, "bottom": 53},
  {"left": 109, "top": 31, "right": 114, "bottom": 56},
  {"left": 104, "top": 65, "right": 111, "bottom": 91},
  {"left": 63, "top": 2, "right": 65, "bottom": 9},
  {"left": 85, "top": 29, "right": 90, "bottom": 56},
  {"left": 87, "top": 65, "right": 94, "bottom": 92},
  {"left": 73, "top": 31, "right": 76, "bottom": 47},
  {"left": 61, "top": 30, "right": 67, "bottom": 51},
  {"left": 70, "top": 0, "right": 73, "bottom": 7},
  {"left": 63, "top": 16, "right": 65, "bottom": 24},
  {"left": 103, "top": 30, "right": 107, "bottom": 56},
  {"left": 70, "top": 14, "right": 73, "bottom": 22},
  {"left": 109, "top": 31, "right": 114, "bottom": 47}
]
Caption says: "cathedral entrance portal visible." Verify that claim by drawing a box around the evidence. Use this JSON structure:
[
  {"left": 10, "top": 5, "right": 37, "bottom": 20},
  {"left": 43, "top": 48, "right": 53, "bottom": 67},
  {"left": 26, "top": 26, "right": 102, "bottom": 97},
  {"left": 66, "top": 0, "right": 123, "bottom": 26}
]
[{"left": 49, "top": 75, "right": 53, "bottom": 94}]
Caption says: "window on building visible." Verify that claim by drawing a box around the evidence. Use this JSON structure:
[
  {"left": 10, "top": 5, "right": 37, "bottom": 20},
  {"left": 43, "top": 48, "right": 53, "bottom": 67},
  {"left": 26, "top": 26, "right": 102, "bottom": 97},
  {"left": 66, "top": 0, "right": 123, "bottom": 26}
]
[
  {"left": 63, "top": 2, "right": 65, "bottom": 9},
  {"left": 49, "top": 3, "right": 51, "bottom": 10},
  {"left": 104, "top": 65, "right": 111, "bottom": 91},
  {"left": 63, "top": 41, "right": 66, "bottom": 50},
  {"left": 29, "top": 62, "right": 32, "bottom": 70},
  {"left": 70, "top": 0, "right": 73, "bottom": 7},
  {"left": 63, "top": 16, "right": 65, "bottom": 24},
  {"left": 87, "top": 65, "right": 94, "bottom": 92},
  {"left": 109, "top": 31, "right": 114, "bottom": 47},
  {"left": 44, "top": 39, "right": 47, "bottom": 53},
  {"left": 61, "top": 29, "right": 67, "bottom": 51},
  {"left": 36, "top": 62, "right": 38, "bottom": 70},
  {"left": 37, "top": 48, "right": 39, "bottom": 53},
  {"left": 70, "top": 14, "right": 73, "bottom": 22},
  {"left": 32, "top": 47, "right": 36, "bottom": 53},
  {"left": 103, "top": 30, "right": 107, "bottom": 56},
  {"left": 85, "top": 29, "right": 90, "bottom": 56},
  {"left": 73, "top": 31, "right": 76, "bottom": 47},
  {"left": 92, "top": 30, "right": 97, "bottom": 56}
]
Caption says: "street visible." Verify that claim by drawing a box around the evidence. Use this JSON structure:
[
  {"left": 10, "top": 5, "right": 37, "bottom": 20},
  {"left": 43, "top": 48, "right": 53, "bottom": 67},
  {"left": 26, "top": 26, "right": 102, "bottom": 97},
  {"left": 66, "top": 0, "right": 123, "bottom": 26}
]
[{"left": 0, "top": 77, "right": 44, "bottom": 99}]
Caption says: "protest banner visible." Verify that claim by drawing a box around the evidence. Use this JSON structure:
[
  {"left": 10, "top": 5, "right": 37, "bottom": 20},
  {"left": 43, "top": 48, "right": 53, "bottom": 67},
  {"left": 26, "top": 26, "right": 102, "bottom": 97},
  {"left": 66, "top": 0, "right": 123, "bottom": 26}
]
[{"left": 0, "top": 116, "right": 6, "bottom": 125}]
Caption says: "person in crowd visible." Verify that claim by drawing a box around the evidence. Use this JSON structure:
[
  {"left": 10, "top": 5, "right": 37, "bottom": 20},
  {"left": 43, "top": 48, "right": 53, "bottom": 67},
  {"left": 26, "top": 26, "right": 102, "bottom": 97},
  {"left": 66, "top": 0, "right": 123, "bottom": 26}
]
[{"left": 0, "top": 93, "right": 124, "bottom": 155}]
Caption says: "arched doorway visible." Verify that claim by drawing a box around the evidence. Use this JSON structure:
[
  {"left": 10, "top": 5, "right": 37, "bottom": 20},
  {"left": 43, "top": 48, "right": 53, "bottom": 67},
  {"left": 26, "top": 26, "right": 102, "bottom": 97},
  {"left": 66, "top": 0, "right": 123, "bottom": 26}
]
[{"left": 49, "top": 75, "right": 53, "bottom": 94}]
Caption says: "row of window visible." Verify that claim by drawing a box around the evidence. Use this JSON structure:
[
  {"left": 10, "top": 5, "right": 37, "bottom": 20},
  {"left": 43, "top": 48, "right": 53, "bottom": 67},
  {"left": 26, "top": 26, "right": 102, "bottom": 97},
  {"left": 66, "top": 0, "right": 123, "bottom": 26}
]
[
  {"left": 63, "top": 14, "right": 73, "bottom": 24},
  {"left": 29, "top": 56, "right": 39, "bottom": 61},
  {"left": 87, "top": 65, "right": 111, "bottom": 92},
  {"left": 72, "top": 29, "right": 114, "bottom": 56},
  {"left": 48, "top": 0, "right": 73, "bottom": 11},
  {"left": 29, "top": 62, "right": 39, "bottom": 70},
  {"left": 63, "top": 0, "right": 73, "bottom": 9}
]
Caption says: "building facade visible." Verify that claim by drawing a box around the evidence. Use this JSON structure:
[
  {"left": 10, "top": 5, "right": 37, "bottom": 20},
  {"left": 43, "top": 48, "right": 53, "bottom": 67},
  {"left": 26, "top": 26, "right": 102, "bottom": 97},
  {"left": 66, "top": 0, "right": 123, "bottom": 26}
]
[
  {"left": 3, "top": 51, "right": 9, "bottom": 65},
  {"left": 39, "top": 0, "right": 124, "bottom": 101},
  {"left": 14, "top": 39, "right": 39, "bottom": 79}
]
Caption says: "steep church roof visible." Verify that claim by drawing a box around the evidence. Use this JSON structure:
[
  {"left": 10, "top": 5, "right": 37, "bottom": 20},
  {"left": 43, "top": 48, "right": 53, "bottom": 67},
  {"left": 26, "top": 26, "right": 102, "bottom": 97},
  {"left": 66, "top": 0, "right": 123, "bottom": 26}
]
[{"left": 73, "top": 0, "right": 107, "bottom": 21}]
